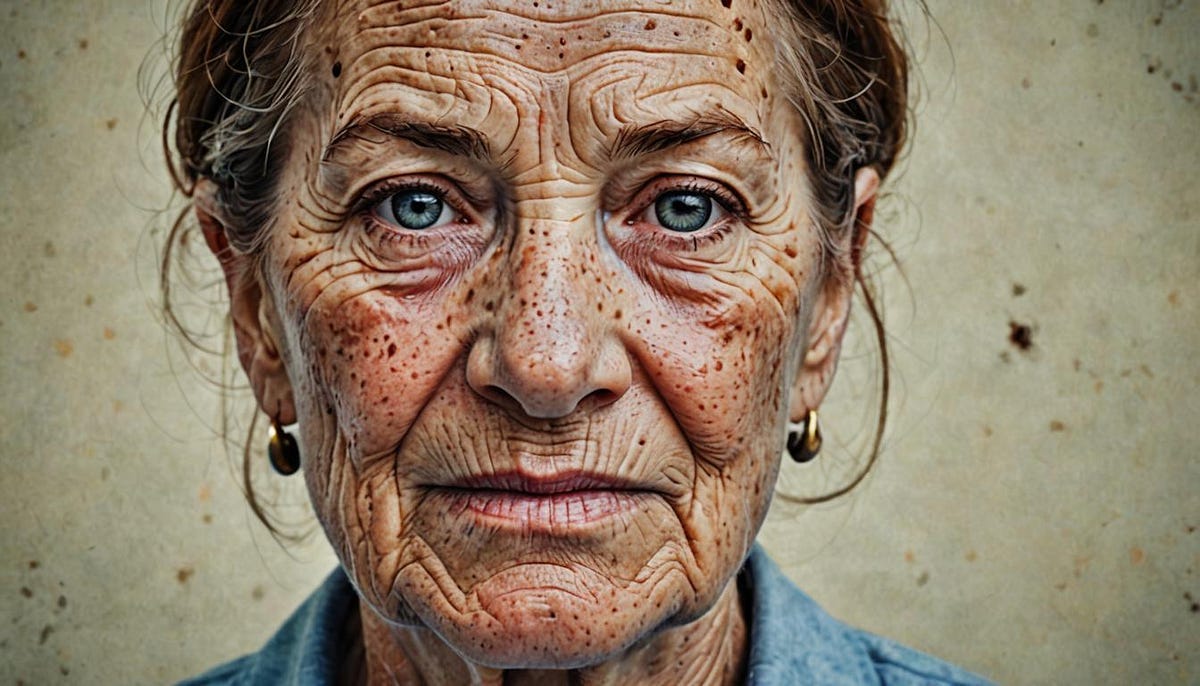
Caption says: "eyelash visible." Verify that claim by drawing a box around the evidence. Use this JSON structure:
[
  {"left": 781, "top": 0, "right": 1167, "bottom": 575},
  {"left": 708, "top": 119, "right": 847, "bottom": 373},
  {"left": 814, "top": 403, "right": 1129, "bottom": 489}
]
[
  {"left": 627, "top": 179, "right": 746, "bottom": 251},
  {"left": 355, "top": 177, "right": 470, "bottom": 241}
]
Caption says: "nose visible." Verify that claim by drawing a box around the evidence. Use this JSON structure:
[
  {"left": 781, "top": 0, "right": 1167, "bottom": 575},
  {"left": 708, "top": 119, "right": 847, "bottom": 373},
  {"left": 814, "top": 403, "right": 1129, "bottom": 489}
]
[{"left": 466, "top": 220, "right": 631, "bottom": 419}]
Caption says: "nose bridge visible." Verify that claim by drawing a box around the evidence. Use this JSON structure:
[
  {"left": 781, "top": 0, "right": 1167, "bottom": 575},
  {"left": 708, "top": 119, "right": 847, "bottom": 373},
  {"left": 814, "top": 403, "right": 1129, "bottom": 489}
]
[
  {"left": 496, "top": 214, "right": 597, "bottom": 405},
  {"left": 465, "top": 202, "right": 631, "bottom": 420}
]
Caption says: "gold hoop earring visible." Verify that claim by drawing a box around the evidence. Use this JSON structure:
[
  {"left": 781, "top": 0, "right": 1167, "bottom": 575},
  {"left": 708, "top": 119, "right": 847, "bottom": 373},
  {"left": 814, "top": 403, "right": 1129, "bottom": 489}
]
[
  {"left": 786, "top": 409, "right": 822, "bottom": 464},
  {"left": 267, "top": 416, "right": 300, "bottom": 476}
]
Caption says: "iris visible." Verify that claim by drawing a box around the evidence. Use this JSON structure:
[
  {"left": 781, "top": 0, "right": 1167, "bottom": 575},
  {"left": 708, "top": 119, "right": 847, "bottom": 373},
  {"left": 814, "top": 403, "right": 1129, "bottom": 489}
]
[{"left": 654, "top": 191, "right": 712, "bottom": 233}]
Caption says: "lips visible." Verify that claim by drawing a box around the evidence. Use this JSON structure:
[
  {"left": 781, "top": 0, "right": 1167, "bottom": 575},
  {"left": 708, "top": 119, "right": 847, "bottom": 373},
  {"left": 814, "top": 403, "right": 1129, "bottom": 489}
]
[
  {"left": 432, "top": 470, "right": 657, "bottom": 530},
  {"left": 446, "top": 470, "right": 649, "bottom": 495}
]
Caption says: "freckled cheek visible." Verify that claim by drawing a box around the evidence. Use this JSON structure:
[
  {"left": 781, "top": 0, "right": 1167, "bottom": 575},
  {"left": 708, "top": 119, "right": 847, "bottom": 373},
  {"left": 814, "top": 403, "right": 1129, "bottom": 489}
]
[
  {"left": 633, "top": 301, "right": 793, "bottom": 458},
  {"left": 292, "top": 294, "right": 472, "bottom": 459}
]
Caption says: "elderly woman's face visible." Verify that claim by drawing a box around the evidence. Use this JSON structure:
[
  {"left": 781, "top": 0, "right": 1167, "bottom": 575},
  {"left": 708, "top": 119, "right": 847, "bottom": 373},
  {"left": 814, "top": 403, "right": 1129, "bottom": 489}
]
[{"left": 243, "top": 0, "right": 850, "bottom": 668}]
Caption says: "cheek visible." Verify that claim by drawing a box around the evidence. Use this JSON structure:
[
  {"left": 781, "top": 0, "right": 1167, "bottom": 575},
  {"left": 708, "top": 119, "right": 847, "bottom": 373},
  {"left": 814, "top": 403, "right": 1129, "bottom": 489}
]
[{"left": 292, "top": 291, "right": 471, "bottom": 463}]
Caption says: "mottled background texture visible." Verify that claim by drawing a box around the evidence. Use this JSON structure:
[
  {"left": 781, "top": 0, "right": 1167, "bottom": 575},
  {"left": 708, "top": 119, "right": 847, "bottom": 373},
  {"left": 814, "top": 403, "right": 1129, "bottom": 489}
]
[{"left": 2, "top": 1, "right": 1197, "bottom": 683}]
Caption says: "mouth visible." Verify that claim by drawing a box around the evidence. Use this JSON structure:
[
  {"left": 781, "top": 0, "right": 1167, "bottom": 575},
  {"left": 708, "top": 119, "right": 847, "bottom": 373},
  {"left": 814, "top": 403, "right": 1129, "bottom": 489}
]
[{"left": 430, "top": 470, "right": 658, "bottom": 530}]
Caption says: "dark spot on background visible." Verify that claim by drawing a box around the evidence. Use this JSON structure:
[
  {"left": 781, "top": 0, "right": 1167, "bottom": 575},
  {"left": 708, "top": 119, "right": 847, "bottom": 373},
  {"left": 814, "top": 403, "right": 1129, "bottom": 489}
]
[
  {"left": 1009, "top": 321, "right": 1033, "bottom": 350},
  {"left": 736, "top": 59, "right": 746, "bottom": 74},
  {"left": 78, "top": 39, "right": 88, "bottom": 50},
  {"left": 28, "top": 560, "right": 38, "bottom": 569},
  {"left": 39, "top": 625, "right": 53, "bottom": 645},
  {"left": 176, "top": 567, "right": 194, "bottom": 584},
  {"left": 331, "top": 61, "right": 341, "bottom": 78},
  {"left": 643, "top": 19, "right": 656, "bottom": 30},
  {"left": 105, "top": 118, "right": 117, "bottom": 130},
  {"left": 56, "top": 595, "right": 66, "bottom": 609},
  {"left": 20, "top": 587, "right": 32, "bottom": 598},
  {"left": 1012, "top": 283, "right": 1026, "bottom": 297},
  {"left": 1049, "top": 420, "right": 1066, "bottom": 432}
]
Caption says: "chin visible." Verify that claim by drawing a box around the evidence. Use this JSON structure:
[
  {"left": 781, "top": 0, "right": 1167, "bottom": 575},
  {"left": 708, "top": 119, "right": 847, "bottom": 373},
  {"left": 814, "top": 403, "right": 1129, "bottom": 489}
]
[{"left": 388, "top": 558, "right": 694, "bottom": 669}]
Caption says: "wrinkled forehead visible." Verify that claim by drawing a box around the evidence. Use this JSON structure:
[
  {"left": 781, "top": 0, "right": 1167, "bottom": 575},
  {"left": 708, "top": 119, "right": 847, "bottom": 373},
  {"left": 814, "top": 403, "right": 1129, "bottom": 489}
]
[{"left": 314, "top": 0, "right": 788, "bottom": 162}]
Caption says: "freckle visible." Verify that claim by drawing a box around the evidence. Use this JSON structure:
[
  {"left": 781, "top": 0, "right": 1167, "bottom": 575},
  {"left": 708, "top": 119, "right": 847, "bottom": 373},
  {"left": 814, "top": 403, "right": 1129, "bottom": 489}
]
[
  {"left": 176, "top": 567, "right": 194, "bottom": 584},
  {"left": 745, "top": 28, "right": 752, "bottom": 41},
  {"left": 331, "top": 61, "right": 342, "bottom": 78},
  {"left": 23, "top": 301, "right": 37, "bottom": 312},
  {"left": 733, "top": 18, "right": 742, "bottom": 31},
  {"left": 721, "top": 0, "right": 732, "bottom": 7},
  {"left": 644, "top": 19, "right": 656, "bottom": 30},
  {"left": 18, "top": 49, "right": 27, "bottom": 59},
  {"left": 54, "top": 339, "right": 73, "bottom": 358},
  {"left": 20, "top": 587, "right": 32, "bottom": 598},
  {"left": 736, "top": 59, "right": 746, "bottom": 74},
  {"left": 105, "top": 118, "right": 117, "bottom": 130}
]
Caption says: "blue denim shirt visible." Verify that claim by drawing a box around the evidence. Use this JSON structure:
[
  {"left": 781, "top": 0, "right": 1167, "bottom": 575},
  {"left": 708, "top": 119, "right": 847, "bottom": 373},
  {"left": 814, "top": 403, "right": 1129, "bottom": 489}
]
[{"left": 180, "top": 546, "right": 991, "bottom": 685}]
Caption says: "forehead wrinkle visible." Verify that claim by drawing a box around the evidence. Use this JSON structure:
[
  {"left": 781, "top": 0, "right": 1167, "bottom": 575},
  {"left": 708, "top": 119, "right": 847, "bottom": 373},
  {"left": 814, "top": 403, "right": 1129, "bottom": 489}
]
[{"left": 333, "top": 0, "right": 749, "bottom": 76}]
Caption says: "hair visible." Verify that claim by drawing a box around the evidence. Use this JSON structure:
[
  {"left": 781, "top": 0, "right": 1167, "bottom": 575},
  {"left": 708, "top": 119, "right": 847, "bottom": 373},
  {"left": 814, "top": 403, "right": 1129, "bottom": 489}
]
[{"left": 161, "top": 0, "right": 913, "bottom": 534}]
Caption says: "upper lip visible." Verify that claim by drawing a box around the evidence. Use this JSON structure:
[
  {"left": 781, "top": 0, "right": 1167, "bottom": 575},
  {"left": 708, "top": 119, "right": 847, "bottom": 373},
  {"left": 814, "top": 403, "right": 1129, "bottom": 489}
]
[{"left": 442, "top": 470, "right": 650, "bottom": 495}]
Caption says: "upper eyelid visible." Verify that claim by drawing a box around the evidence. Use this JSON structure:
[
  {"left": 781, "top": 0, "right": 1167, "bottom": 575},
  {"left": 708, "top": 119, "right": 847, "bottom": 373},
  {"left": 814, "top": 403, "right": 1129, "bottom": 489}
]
[
  {"left": 357, "top": 176, "right": 475, "bottom": 221},
  {"left": 628, "top": 177, "right": 747, "bottom": 219}
]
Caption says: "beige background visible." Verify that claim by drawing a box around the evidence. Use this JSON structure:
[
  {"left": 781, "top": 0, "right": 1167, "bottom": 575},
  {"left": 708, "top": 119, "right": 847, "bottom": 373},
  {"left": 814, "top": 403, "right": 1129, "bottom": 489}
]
[{"left": 2, "top": 1, "right": 1197, "bottom": 683}]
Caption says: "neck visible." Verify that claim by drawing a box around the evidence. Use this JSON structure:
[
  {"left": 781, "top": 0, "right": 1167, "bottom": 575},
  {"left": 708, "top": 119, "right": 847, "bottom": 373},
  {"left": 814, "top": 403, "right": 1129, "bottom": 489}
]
[{"left": 352, "top": 580, "right": 748, "bottom": 686}]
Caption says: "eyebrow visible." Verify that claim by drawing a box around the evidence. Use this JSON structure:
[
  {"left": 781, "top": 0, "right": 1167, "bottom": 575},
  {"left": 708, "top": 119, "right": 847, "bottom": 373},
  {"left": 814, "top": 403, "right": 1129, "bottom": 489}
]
[
  {"left": 608, "top": 110, "right": 771, "bottom": 160},
  {"left": 322, "top": 109, "right": 769, "bottom": 165},
  {"left": 323, "top": 115, "right": 492, "bottom": 163}
]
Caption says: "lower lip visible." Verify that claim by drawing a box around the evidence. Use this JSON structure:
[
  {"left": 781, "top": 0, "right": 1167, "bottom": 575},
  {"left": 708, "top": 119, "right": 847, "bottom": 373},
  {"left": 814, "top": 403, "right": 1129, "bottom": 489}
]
[{"left": 438, "top": 489, "right": 646, "bottom": 529}]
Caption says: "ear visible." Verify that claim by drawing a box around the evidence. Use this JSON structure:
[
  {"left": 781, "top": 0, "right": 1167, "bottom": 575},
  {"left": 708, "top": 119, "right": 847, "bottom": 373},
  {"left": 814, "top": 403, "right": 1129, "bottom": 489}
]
[
  {"left": 789, "top": 167, "right": 880, "bottom": 422},
  {"left": 195, "top": 179, "right": 296, "bottom": 425}
]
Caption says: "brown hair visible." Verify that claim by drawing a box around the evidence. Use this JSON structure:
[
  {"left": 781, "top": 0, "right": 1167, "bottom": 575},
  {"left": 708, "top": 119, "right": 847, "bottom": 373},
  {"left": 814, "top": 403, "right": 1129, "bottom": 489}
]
[{"left": 161, "top": 0, "right": 913, "bottom": 533}]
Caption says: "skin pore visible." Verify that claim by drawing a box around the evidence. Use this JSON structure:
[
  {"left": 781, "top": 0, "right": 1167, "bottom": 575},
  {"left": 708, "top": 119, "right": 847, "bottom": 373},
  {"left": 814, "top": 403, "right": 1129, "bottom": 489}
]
[{"left": 198, "top": 1, "right": 878, "bottom": 684}]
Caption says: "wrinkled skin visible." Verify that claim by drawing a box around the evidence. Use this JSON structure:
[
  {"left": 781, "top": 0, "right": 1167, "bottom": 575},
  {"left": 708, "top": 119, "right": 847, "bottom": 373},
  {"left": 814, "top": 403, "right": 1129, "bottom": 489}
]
[{"left": 200, "top": 0, "right": 877, "bottom": 683}]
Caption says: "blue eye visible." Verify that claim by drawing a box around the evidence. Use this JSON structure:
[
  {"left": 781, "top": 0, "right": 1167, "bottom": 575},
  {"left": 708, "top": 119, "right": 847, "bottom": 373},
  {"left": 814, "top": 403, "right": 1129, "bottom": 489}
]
[
  {"left": 652, "top": 191, "right": 714, "bottom": 233},
  {"left": 375, "top": 188, "right": 453, "bottom": 230}
]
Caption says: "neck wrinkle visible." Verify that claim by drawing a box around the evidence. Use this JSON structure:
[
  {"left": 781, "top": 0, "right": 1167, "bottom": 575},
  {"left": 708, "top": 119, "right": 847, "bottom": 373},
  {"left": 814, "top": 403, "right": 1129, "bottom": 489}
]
[{"left": 358, "top": 581, "right": 747, "bottom": 686}]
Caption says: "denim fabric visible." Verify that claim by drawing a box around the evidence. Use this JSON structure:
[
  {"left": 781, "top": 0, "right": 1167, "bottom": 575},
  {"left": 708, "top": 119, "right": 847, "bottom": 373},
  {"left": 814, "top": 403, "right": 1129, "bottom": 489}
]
[{"left": 179, "top": 546, "right": 991, "bottom": 685}]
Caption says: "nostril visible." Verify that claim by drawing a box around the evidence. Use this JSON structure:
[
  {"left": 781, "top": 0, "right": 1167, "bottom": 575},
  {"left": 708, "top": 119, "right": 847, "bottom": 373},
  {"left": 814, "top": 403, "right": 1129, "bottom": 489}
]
[
  {"left": 579, "top": 387, "right": 619, "bottom": 411},
  {"left": 481, "top": 384, "right": 520, "bottom": 411}
]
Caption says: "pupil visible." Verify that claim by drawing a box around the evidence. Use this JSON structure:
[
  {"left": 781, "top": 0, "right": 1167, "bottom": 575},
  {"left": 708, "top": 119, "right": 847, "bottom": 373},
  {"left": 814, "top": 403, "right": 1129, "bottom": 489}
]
[
  {"left": 392, "top": 191, "right": 442, "bottom": 230},
  {"left": 655, "top": 192, "right": 711, "bottom": 232}
]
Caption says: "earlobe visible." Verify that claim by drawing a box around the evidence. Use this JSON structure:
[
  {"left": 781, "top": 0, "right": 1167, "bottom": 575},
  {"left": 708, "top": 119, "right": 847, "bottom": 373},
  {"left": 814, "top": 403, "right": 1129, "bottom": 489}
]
[
  {"left": 194, "top": 180, "right": 296, "bottom": 425},
  {"left": 789, "top": 167, "right": 880, "bottom": 422}
]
